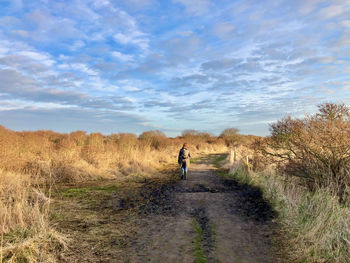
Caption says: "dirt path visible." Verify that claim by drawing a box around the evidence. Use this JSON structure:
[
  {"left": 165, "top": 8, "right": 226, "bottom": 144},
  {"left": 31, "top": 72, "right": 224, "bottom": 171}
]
[{"left": 124, "top": 156, "right": 284, "bottom": 263}]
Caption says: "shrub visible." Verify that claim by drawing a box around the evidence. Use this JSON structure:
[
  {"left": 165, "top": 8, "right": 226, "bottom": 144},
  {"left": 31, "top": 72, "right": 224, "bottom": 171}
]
[
  {"left": 265, "top": 103, "right": 350, "bottom": 202},
  {"left": 220, "top": 128, "right": 241, "bottom": 147},
  {"left": 139, "top": 130, "right": 167, "bottom": 150}
]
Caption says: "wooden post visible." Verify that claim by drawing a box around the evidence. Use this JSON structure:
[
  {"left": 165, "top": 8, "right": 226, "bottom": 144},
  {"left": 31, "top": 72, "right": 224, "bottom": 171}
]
[
  {"left": 229, "top": 148, "right": 234, "bottom": 165},
  {"left": 246, "top": 155, "right": 250, "bottom": 171}
]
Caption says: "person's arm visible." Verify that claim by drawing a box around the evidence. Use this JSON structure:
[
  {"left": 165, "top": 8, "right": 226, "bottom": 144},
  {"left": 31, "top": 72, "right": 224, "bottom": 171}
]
[{"left": 178, "top": 150, "right": 182, "bottom": 164}]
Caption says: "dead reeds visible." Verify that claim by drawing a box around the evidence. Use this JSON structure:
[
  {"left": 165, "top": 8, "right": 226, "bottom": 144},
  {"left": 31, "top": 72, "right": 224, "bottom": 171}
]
[{"left": 0, "top": 126, "right": 226, "bottom": 262}]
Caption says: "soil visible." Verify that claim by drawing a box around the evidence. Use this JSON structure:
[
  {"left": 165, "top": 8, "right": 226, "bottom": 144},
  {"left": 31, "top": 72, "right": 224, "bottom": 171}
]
[{"left": 54, "top": 155, "right": 286, "bottom": 262}]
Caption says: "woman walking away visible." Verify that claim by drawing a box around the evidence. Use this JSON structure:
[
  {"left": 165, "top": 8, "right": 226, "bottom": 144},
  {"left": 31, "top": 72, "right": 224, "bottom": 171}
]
[{"left": 178, "top": 143, "right": 191, "bottom": 180}]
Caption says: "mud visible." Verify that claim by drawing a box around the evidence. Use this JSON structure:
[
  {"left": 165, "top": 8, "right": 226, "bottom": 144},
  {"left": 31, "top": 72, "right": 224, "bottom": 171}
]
[
  {"left": 56, "top": 156, "right": 286, "bottom": 262},
  {"left": 123, "top": 156, "right": 285, "bottom": 263}
]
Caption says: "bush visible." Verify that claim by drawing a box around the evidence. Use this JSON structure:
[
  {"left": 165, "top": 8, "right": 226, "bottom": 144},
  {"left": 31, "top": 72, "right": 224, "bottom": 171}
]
[
  {"left": 139, "top": 130, "right": 167, "bottom": 150},
  {"left": 266, "top": 103, "right": 350, "bottom": 202},
  {"left": 220, "top": 128, "right": 241, "bottom": 147}
]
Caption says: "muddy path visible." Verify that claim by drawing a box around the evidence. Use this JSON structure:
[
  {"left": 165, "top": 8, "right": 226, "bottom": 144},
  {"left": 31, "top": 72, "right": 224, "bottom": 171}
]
[
  {"left": 54, "top": 155, "right": 285, "bottom": 262},
  {"left": 124, "top": 155, "right": 284, "bottom": 263}
]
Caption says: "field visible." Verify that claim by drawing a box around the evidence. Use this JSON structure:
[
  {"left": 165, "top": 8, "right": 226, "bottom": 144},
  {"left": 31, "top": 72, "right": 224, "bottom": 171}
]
[
  {"left": 1, "top": 103, "right": 350, "bottom": 262},
  {"left": 0, "top": 128, "right": 227, "bottom": 262}
]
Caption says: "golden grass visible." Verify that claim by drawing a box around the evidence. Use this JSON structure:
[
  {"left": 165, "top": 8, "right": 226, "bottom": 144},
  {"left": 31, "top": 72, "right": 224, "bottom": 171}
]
[
  {"left": 0, "top": 170, "right": 67, "bottom": 262},
  {"left": 0, "top": 125, "right": 227, "bottom": 262}
]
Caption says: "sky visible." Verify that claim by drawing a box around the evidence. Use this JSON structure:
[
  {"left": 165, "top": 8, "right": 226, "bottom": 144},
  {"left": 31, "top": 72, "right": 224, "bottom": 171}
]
[{"left": 0, "top": 0, "right": 350, "bottom": 136}]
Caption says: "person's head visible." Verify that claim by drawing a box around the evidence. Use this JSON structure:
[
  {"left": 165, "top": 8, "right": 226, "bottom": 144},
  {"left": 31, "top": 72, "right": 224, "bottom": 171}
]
[{"left": 183, "top": 143, "right": 188, "bottom": 148}]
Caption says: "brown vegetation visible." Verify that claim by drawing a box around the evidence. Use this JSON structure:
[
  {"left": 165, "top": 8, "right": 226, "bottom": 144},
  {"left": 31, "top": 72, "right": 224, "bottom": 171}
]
[
  {"left": 0, "top": 126, "right": 227, "bottom": 262},
  {"left": 263, "top": 103, "right": 350, "bottom": 203},
  {"left": 224, "top": 103, "right": 350, "bottom": 262}
]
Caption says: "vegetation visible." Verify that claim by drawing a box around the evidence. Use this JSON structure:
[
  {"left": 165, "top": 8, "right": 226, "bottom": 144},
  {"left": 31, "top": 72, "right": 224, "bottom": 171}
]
[
  {"left": 193, "top": 220, "right": 207, "bottom": 263},
  {"left": 265, "top": 103, "right": 350, "bottom": 203},
  {"left": 223, "top": 103, "right": 350, "bottom": 263},
  {"left": 0, "top": 126, "right": 227, "bottom": 262},
  {"left": 5, "top": 102, "right": 350, "bottom": 262}
]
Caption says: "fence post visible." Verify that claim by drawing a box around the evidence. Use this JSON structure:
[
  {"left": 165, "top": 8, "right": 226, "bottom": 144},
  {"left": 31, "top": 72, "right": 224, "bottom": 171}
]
[
  {"left": 229, "top": 148, "right": 234, "bottom": 165},
  {"left": 246, "top": 155, "right": 250, "bottom": 171}
]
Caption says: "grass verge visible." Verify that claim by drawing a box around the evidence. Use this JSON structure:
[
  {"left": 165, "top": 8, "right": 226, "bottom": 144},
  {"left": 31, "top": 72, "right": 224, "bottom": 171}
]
[
  {"left": 211, "top": 154, "right": 227, "bottom": 168},
  {"left": 217, "top": 159, "right": 350, "bottom": 263}
]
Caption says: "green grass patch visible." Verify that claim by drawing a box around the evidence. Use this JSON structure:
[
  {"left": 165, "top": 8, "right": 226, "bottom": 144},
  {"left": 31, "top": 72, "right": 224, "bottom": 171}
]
[
  {"left": 193, "top": 220, "right": 207, "bottom": 263},
  {"left": 60, "top": 185, "right": 118, "bottom": 198},
  {"left": 211, "top": 154, "right": 227, "bottom": 168},
  {"left": 191, "top": 157, "right": 202, "bottom": 164}
]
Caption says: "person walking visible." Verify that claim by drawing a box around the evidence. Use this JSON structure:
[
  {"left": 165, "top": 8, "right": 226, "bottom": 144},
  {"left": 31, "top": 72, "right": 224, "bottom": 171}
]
[{"left": 178, "top": 143, "right": 191, "bottom": 180}]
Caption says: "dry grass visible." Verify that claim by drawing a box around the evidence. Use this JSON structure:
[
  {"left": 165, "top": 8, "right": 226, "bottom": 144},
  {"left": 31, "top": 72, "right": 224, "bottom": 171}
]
[
  {"left": 227, "top": 145, "right": 350, "bottom": 262},
  {"left": 0, "top": 125, "right": 227, "bottom": 262},
  {"left": 256, "top": 169, "right": 350, "bottom": 262},
  {"left": 264, "top": 103, "right": 350, "bottom": 202},
  {"left": 223, "top": 103, "right": 350, "bottom": 262},
  {"left": 0, "top": 170, "right": 66, "bottom": 262}
]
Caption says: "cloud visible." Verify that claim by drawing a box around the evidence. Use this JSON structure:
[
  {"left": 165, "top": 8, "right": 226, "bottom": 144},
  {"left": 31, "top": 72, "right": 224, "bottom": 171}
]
[
  {"left": 70, "top": 40, "right": 85, "bottom": 51},
  {"left": 162, "top": 35, "right": 202, "bottom": 64},
  {"left": 113, "top": 32, "right": 149, "bottom": 51},
  {"left": 118, "top": 0, "right": 156, "bottom": 10},
  {"left": 58, "top": 63, "right": 98, "bottom": 76},
  {"left": 111, "top": 51, "right": 134, "bottom": 62},
  {"left": 0, "top": 107, "right": 152, "bottom": 134},
  {"left": 297, "top": 0, "right": 324, "bottom": 15},
  {"left": 318, "top": 4, "right": 345, "bottom": 19},
  {"left": 212, "top": 22, "right": 236, "bottom": 39},
  {"left": 173, "top": 0, "right": 210, "bottom": 16},
  {"left": 341, "top": 20, "right": 350, "bottom": 28},
  {"left": 201, "top": 58, "right": 242, "bottom": 72},
  {"left": 122, "top": 86, "right": 140, "bottom": 92},
  {"left": 0, "top": 68, "right": 137, "bottom": 111},
  {"left": 143, "top": 100, "right": 175, "bottom": 108},
  {"left": 18, "top": 51, "right": 55, "bottom": 66},
  {"left": 170, "top": 74, "right": 209, "bottom": 89},
  {"left": 93, "top": 61, "right": 118, "bottom": 72},
  {"left": 1, "top": 0, "right": 350, "bottom": 136},
  {"left": 24, "top": 9, "right": 82, "bottom": 41},
  {"left": 0, "top": 68, "right": 86, "bottom": 103}
]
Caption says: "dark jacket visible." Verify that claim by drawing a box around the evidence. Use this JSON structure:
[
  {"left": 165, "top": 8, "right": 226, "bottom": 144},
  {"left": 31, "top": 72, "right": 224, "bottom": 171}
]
[{"left": 178, "top": 147, "right": 191, "bottom": 167}]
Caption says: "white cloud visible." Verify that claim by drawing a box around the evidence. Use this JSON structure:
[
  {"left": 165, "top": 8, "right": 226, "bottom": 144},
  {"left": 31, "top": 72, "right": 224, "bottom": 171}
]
[
  {"left": 18, "top": 50, "right": 55, "bottom": 66},
  {"left": 18, "top": 50, "right": 48, "bottom": 61},
  {"left": 70, "top": 40, "right": 85, "bottom": 51},
  {"left": 113, "top": 31, "right": 149, "bottom": 51},
  {"left": 319, "top": 5, "right": 345, "bottom": 19},
  {"left": 123, "top": 86, "right": 140, "bottom": 91},
  {"left": 71, "top": 63, "right": 98, "bottom": 76},
  {"left": 0, "top": 47, "right": 9, "bottom": 56},
  {"left": 0, "top": 99, "right": 71, "bottom": 111},
  {"left": 112, "top": 51, "right": 134, "bottom": 62},
  {"left": 341, "top": 20, "right": 350, "bottom": 28}
]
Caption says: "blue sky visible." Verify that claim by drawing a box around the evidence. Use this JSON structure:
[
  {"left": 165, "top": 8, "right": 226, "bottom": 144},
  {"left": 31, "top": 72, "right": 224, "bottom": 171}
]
[{"left": 0, "top": 0, "right": 350, "bottom": 136}]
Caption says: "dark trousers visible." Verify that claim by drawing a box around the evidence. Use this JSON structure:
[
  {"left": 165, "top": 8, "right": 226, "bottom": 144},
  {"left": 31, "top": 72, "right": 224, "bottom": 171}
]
[{"left": 180, "top": 162, "right": 188, "bottom": 180}]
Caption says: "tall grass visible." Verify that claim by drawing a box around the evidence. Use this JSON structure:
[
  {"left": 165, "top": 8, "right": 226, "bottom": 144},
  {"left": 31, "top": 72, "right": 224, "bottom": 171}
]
[
  {"left": 0, "top": 170, "right": 66, "bottom": 262},
  {"left": 224, "top": 150, "right": 350, "bottom": 262},
  {"left": 225, "top": 104, "right": 350, "bottom": 262},
  {"left": 0, "top": 126, "right": 226, "bottom": 184},
  {"left": 0, "top": 125, "right": 226, "bottom": 262}
]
